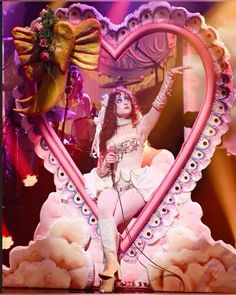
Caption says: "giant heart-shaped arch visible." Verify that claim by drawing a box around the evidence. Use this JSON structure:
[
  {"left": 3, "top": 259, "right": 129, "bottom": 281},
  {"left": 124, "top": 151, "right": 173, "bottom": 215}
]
[{"left": 22, "top": 3, "right": 234, "bottom": 260}]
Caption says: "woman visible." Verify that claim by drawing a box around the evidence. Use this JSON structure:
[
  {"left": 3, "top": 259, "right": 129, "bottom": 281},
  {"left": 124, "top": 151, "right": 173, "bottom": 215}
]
[{"left": 83, "top": 66, "right": 191, "bottom": 292}]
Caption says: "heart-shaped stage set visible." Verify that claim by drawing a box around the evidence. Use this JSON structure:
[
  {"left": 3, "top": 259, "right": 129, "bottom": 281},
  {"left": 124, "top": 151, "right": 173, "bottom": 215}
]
[{"left": 2, "top": 1, "right": 236, "bottom": 293}]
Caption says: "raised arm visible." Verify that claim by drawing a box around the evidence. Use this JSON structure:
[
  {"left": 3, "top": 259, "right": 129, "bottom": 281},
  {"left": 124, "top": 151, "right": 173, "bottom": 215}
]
[{"left": 137, "top": 66, "right": 192, "bottom": 143}]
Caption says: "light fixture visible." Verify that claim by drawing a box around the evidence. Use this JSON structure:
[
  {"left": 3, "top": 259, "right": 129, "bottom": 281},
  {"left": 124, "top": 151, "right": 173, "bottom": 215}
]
[{"left": 22, "top": 174, "right": 38, "bottom": 187}]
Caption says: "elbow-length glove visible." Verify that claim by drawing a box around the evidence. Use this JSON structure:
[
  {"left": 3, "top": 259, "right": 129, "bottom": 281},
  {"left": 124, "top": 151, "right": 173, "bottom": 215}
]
[{"left": 152, "top": 69, "right": 174, "bottom": 111}]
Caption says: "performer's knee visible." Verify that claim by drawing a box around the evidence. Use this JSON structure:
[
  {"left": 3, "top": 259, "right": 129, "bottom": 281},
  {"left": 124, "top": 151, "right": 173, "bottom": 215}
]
[{"left": 97, "top": 188, "right": 118, "bottom": 218}]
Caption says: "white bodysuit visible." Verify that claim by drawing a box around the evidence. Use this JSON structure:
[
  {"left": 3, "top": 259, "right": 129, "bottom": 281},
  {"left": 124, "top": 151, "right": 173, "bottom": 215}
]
[{"left": 83, "top": 124, "right": 174, "bottom": 202}]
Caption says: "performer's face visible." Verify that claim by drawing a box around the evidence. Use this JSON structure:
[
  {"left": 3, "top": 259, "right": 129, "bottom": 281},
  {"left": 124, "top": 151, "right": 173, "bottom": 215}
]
[{"left": 115, "top": 92, "right": 132, "bottom": 118}]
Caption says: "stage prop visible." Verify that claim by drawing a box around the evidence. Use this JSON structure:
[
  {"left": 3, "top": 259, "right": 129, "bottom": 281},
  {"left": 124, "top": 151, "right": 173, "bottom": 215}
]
[{"left": 3, "top": 1, "right": 236, "bottom": 292}]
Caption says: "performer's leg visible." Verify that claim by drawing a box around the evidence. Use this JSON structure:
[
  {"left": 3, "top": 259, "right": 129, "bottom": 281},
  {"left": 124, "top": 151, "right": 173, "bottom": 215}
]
[
  {"left": 97, "top": 188, "right": 121, "bottom": 292},
  {"left": 113, "top": 188, "right": 146, "bottom": 226},
  {"left": 97, "top": 188, "right": 118, "bottom": 219}
]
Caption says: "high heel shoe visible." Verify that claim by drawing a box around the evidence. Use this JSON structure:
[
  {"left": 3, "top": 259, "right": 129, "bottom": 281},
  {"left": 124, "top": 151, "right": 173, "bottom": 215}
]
[
  {"left": 99, "top": 277, "right": 115, "bottom": 293},
  {"left": 99, "top": 253, "right": 121, "bottom": 280}
]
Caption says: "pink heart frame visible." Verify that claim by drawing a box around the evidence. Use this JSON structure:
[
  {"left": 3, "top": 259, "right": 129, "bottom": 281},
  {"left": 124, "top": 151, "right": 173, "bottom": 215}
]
[{"left": 22, "top": 2, "right": 234, "bottom": 260}]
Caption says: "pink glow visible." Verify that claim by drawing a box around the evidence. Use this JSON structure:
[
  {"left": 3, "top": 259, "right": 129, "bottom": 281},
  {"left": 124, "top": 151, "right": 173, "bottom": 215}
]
[
  {"left": 107, "top": 2, "right": 130, "bottom": 24},
  {"left": 7, "top": 126, "right": 33, "bottom": 182},
  {"left": 102, "top": 23, "right": 215, "bottom": 255},
  {"left": 34, "top": 23, "right": 216, "bottom": 257}
]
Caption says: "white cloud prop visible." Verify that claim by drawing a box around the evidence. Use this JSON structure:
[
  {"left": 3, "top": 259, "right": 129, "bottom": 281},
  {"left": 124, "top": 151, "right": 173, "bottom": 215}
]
[
  {"left": 3, "top": 217, "right": 94, "bottom": 289},
  {"left": 148, "top": 226, "right": 236, "bottom": 292},
  {"left": 4, "top": 260, "right": 71, "bottom": 288}
]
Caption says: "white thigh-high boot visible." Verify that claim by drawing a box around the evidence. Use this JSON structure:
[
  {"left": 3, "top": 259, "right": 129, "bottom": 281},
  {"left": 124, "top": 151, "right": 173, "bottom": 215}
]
[{"left": 98, "top": 217, "right": 121, "bottom": 281}]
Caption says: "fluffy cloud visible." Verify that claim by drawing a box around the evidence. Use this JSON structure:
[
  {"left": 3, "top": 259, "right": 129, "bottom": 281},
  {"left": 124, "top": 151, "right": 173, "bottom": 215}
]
[
  {"left": 148, "top": 226, "right": 236, "bottom": 292},
  {"left": 3, "top": 217, "right": 94, "bottom": 289}
]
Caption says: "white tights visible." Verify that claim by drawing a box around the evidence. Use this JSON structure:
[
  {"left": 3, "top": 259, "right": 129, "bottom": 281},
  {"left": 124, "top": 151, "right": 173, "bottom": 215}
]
[{"left": 97, "top": 187, "right": 146, "bottom": 226}]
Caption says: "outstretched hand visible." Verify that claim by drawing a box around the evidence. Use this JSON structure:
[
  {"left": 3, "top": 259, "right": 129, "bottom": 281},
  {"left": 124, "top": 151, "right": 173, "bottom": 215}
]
[{"left": 169, "top": 65, "right": 192, "bottom": 75}]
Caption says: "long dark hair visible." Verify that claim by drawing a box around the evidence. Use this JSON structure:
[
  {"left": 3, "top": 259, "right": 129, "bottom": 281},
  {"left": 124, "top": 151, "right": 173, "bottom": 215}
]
[{"left": 99, "top": 87, "right": 141, "bottom": 155}]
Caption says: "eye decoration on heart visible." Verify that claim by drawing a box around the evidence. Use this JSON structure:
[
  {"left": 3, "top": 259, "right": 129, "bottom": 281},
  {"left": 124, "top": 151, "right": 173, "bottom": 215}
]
[{"left": 4, "top": 1, "right": 236, "bottom": 292}]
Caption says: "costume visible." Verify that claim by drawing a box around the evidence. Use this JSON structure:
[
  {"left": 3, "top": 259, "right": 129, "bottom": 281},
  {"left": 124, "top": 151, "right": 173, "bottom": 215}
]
[{"left": 83, "top": 123, "right": 174, "bottom": 202}]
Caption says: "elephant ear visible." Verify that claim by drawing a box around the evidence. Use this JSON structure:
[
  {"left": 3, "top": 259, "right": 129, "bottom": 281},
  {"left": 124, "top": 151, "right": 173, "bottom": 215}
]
[
  {"left": 12, "top": 27, "right": 35, "bottom": 64},
  {"left": 13, "top": 21, "right": 74, "bottom": 115},
  {"left": 70, "top": 18, "right": 101, "bottom": 70},
  {"left": 12, "top": 18, "right": 101, "bottom": 115},
  {"left": 12, "top": 27, "right": 44, "bottom": 81},
  {"left": 50, "top": 21, "right": 76, "bottom": 74}
]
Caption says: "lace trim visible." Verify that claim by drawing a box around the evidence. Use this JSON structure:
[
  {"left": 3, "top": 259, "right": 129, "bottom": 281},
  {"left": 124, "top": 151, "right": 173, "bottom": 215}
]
[
  {"left": 114, "top": 171, "right": 146, "bottom": 202},
  {"left": 114, "top": 166, "right": 147, "bottom": 184},
  {"left": 117, "top": 117, "right": 132, "bottom": 127},
  {"left": 114, "top": 137, "right": 143, "bottom": 161}
]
